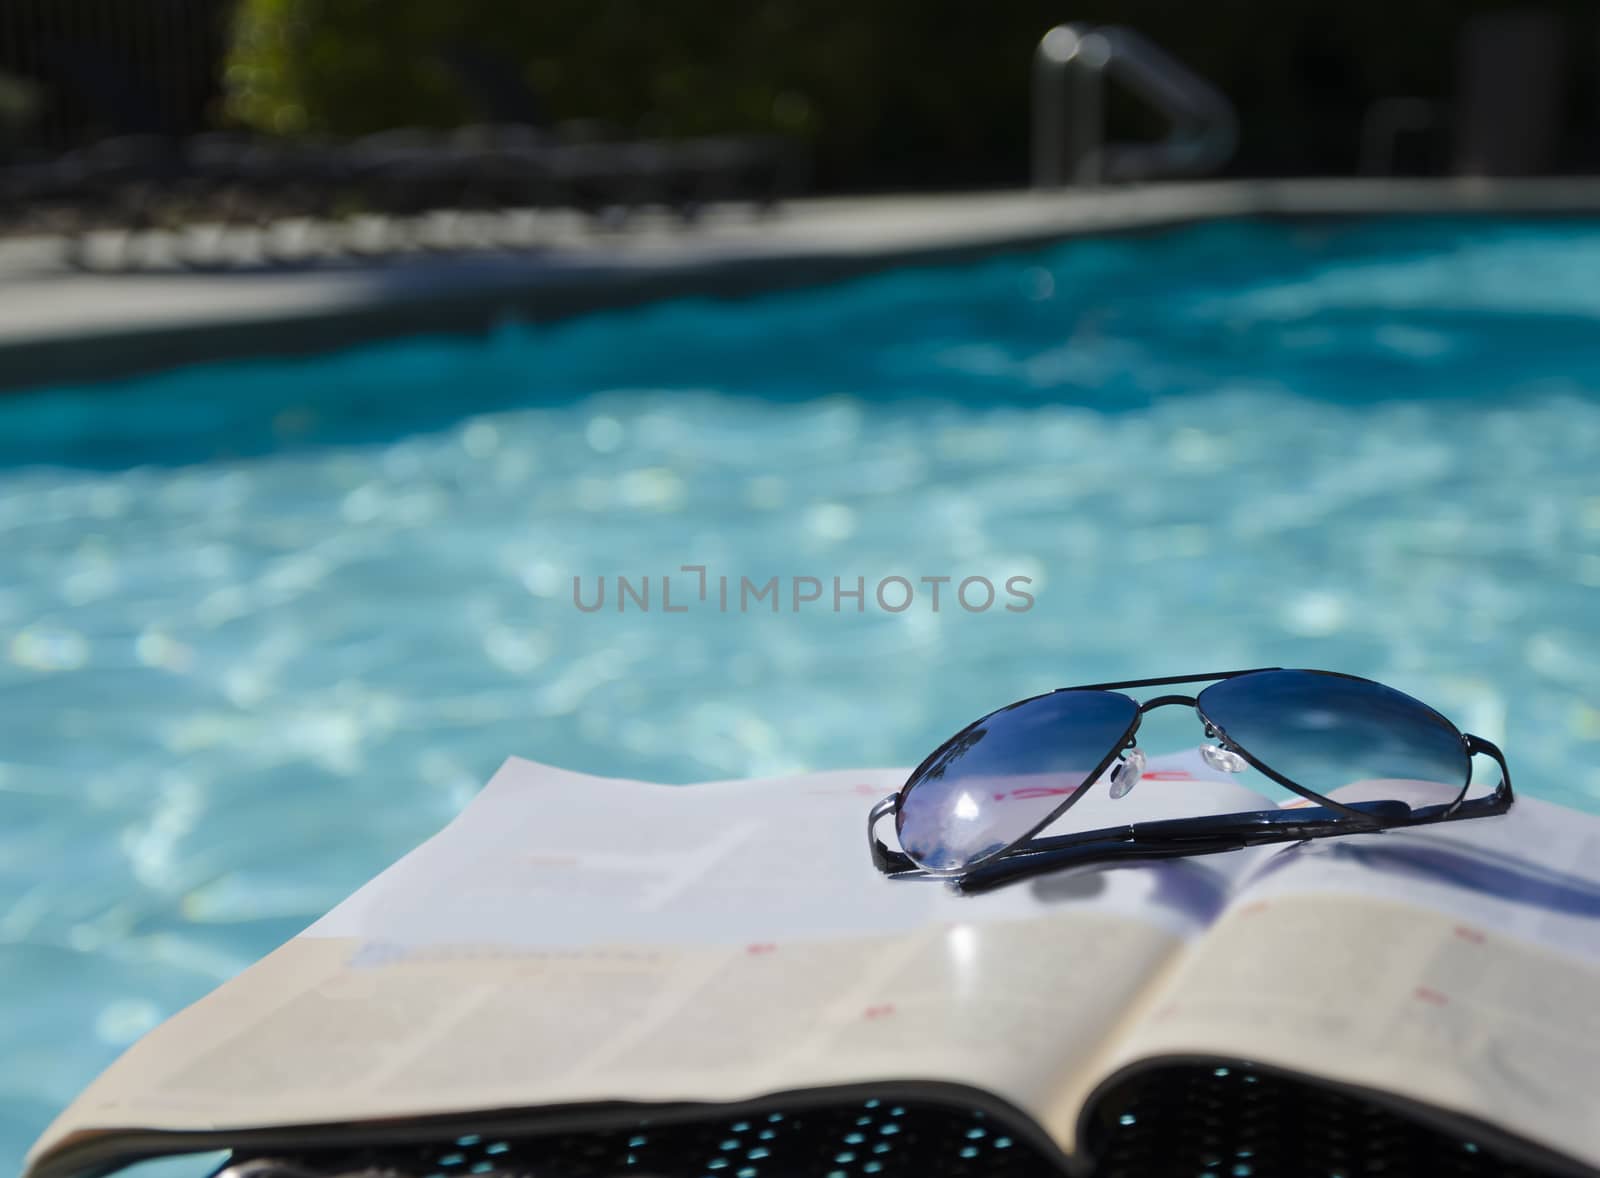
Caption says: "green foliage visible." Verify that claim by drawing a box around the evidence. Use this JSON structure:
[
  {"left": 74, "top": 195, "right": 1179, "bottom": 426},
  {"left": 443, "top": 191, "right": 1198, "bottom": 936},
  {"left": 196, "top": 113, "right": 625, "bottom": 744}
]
[{"left": 224, "top": 0, "right": 856, "bottom": 139}]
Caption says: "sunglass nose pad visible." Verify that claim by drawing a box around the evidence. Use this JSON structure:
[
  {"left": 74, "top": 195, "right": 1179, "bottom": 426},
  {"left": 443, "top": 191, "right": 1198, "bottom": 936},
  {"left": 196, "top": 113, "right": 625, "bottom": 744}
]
[
  {"left": 1108, "top": 747, "right": 1146, "bottom": 799},
  {"left": 1201, "top": 743, "right": 1249, "bottom": 773}
]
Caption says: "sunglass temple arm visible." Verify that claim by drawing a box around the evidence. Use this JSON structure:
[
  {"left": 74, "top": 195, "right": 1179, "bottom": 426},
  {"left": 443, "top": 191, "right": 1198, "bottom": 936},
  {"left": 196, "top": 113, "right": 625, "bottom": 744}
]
[
  {"left": 1458, "top": 732, "right": 1515, "bottom": 815},
  {"left": 867, "top": 794, "right": 920, "bottom": 875}
]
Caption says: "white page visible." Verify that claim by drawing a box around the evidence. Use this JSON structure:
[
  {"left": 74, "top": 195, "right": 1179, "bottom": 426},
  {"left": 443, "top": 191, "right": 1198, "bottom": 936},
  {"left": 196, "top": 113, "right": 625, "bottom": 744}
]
[
  {"left": 305, "top": 747, "right": 1279, "bottom": 952},
  {"left": 1249, "top": 786, "right": 1600, "bottom": 960}
]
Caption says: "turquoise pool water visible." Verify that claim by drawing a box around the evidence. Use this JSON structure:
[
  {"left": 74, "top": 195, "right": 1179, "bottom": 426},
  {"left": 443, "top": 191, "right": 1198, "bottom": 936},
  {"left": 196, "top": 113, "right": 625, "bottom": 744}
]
[{"left": 4, "top": 215, "right": 1600, "bottom": 1171}]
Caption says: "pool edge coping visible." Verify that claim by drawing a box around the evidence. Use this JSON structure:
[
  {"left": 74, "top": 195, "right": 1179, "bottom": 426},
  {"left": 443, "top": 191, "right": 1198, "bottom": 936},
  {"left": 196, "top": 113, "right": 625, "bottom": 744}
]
[{"left": 6, "top": 176, "right": 1600, "bottom": 391}]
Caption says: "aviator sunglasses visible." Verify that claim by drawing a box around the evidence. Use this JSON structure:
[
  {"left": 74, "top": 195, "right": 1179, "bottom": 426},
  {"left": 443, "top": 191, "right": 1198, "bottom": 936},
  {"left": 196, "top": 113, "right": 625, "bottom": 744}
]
[{"left": 867, "top": 668, "right": 1514, "bottom": 893}]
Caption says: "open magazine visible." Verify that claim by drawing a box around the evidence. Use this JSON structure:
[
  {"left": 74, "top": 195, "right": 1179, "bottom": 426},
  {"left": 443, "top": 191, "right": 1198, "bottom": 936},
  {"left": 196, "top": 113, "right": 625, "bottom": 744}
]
[{"left": 26, "top": 749, "right": 1600, "bottom": 1178}]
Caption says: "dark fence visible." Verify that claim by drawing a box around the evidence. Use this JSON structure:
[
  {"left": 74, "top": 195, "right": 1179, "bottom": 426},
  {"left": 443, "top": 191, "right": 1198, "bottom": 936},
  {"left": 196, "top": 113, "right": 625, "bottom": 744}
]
[
  {"left": 0, "top": 0, "right": 232, "bottom": 154},
  {"left": 1, "top": 1, "right": 1597, "bottom": 185}
]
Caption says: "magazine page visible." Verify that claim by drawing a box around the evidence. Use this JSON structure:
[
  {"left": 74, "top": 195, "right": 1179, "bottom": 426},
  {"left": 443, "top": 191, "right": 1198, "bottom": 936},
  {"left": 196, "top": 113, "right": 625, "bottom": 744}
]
[
  {"left": 1077, "top": 785, "right": 1600, "bottom": 1173},
  {"left": 27, "top": 751, "right": 1274, "bottom": 1178}
]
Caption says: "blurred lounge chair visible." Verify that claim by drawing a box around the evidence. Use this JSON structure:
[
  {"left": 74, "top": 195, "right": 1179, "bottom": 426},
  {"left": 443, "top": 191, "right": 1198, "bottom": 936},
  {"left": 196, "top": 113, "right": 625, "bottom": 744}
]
[
  {"left": 433, "top": 45, "right": 802, "bottom": 219},
  {"left": 0, "top": 40, "right": 190, "bottom": 240},
  {"left": 0, "top": 40, "right": 805, "bottom": 270}
]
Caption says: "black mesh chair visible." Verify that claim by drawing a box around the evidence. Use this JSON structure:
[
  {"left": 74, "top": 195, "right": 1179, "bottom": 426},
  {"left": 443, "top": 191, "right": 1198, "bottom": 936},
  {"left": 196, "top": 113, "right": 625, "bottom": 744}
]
[{"left": 208, "top": 1065, "right": 1565, "bottom": 1178}]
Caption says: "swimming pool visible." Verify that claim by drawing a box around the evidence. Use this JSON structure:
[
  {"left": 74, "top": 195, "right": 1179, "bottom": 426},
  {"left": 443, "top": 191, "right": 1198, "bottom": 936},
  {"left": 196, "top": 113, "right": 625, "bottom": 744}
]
[{"left": 4, "top": 214, "right": 1600, "bottom": 1173}]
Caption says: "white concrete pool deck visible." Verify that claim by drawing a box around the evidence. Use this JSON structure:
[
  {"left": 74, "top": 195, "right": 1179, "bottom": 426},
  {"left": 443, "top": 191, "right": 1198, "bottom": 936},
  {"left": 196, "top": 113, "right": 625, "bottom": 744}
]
[{"left": 4, "top": 176, "right": 1600, "bottom": 389}]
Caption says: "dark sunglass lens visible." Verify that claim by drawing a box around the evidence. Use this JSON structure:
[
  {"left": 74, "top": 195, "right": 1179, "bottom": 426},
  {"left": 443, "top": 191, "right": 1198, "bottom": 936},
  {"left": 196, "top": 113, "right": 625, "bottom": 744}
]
[
  {"left": 1197, "top": 670, "right": 1470, "bottom": 805},
  {"left": 896, "top": 689, "right": 1138, "bottom": 871}
]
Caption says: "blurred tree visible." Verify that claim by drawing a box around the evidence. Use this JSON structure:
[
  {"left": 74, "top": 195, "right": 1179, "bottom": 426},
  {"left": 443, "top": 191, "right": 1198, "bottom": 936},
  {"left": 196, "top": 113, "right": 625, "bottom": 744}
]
[{"left": 0, "top": 70, "right": 43, "bottom": 148}]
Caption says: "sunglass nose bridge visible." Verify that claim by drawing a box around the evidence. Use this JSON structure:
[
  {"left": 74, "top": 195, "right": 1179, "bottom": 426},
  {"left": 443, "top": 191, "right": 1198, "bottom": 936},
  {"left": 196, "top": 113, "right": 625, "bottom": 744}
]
[
  {"left": 1137, "top": 693, "right": 1198, "bottom": 713},
  {"left": 1108, "top": 747, "right": 1146, "bottom": 799},
  {"left": 1200, "top": 744, "right": 1249, "bottom": 773}
]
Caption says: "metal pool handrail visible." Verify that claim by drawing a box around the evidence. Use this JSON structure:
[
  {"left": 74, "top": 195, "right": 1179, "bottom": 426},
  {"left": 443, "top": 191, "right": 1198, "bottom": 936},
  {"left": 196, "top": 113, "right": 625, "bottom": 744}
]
[{"left": 1031, "top": 23, "right": 1239, "bottom": 188}]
